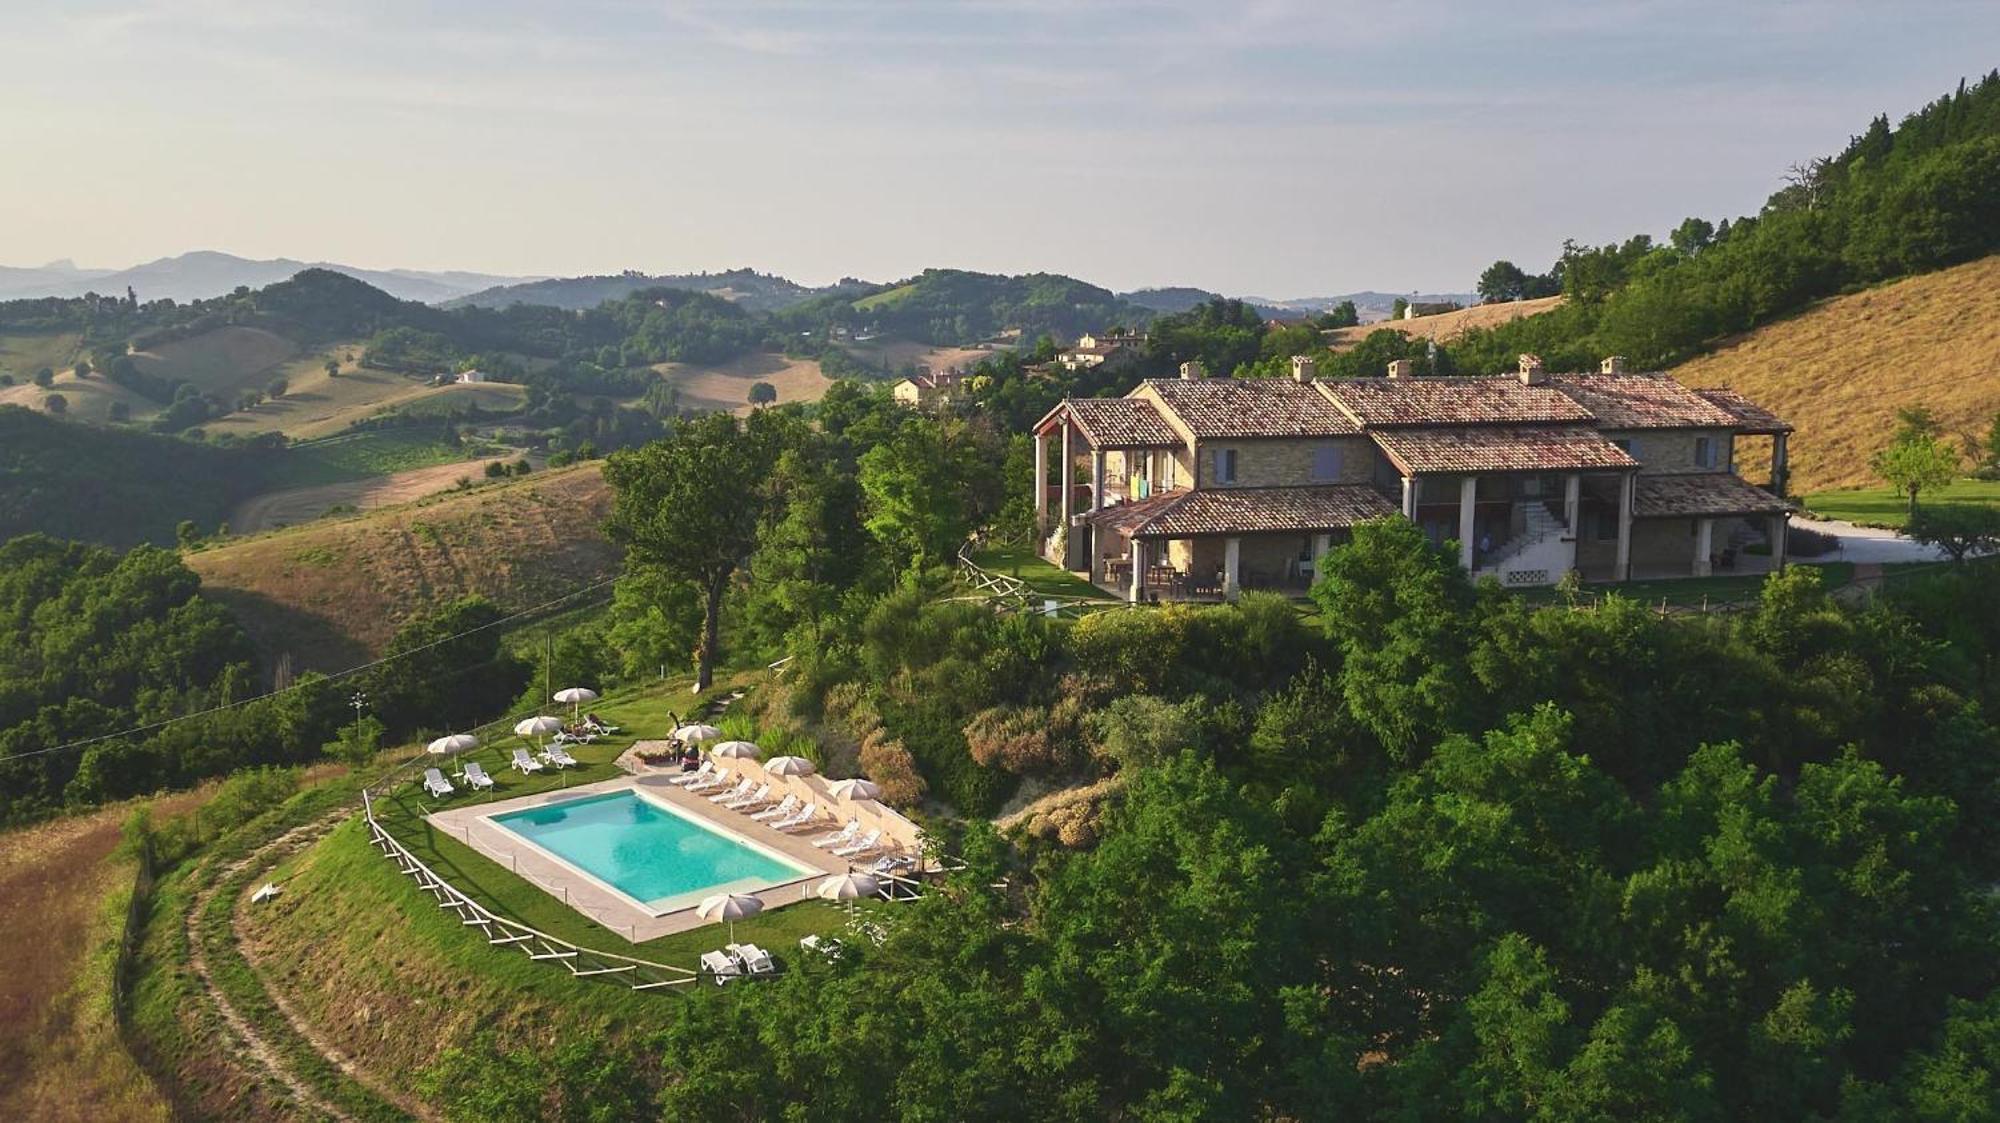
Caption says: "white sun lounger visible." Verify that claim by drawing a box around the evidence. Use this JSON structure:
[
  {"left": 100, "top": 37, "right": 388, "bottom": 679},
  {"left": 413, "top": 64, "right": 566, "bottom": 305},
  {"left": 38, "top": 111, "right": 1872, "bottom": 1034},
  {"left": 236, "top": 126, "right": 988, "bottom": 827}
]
[
  {"left": 830, "top": 829, "right": 884, "bottom": 858},
  {"left": 812, "top": 819, "right": 862, "bottom": 849},
  {"left": 727, "top": 942, "right": 776, "bottom": 975},
  {"left": 699, "top": 949, "right": 742, "bottom": 985},
  {"left": 750, "top": 795, "right": 799, "bottom": 822},
  {"left": 422, "top": 768, "right": 455, "bottom": 798},
  {"left": 721, "top": 783, "right": 771, "bottom": 810},
  {"left": 540, "top": 744, "right": 579, "bottom": 769},
  {"left": 666, "top": 761, "right": 715, "bottom": 787},
  {"left": 685, "top": 768, "right": 731, "bottom": 794},
  {"left": 708, "top": 777, "right": 755, "bottom": 804},
  {"left": 462, "top": 762, "right": 496, "bottom": 790},
  {"left": 510, "top": 747, "right": 546, "bottom": 774},
  {"left": 771, "top": 802, "right": 818, "bottom": 831}
]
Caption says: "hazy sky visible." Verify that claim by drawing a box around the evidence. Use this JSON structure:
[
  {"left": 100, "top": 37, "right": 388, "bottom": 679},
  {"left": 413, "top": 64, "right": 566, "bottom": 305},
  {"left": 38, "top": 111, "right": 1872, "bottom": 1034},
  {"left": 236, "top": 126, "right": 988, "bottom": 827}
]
[{"left": 4, "top": 1, "right": 1997, "bottom": 297}]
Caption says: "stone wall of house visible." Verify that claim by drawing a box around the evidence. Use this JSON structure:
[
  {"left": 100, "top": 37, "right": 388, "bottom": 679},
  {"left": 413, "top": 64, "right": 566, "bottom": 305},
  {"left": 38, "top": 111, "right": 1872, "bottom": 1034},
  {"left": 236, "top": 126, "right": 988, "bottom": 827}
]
[
  {"left": 1630, "top": 518, "right": 1700, "bottom": 573},
  {"left": 1603, "top": 429, "right": 1735, "bottom": 474},
  {"left": 1238, "top": 533, "right": 1311, "bottom": 585},
  {"left": 1194, "top": 437, "right": 1375, "bottom": 488}
]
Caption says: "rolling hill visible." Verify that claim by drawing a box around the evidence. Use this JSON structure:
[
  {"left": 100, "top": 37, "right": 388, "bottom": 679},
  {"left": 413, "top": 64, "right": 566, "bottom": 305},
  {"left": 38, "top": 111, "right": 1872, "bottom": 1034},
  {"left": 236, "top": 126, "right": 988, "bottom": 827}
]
[
  {"left": 187, "top": 463, "right": 618, "bottom": 671},
  {"left": 0, "top": 251, "right": 534, "bottom": 303},
  {"left": 1323, "top": 295, "right": 1565, "bottom": 349},
  {"left": 444, "top": 268, "right": 859, "bottom": 313},
  {"left": 1673, "top": 253, "right": 2000, "bottom": 493}
]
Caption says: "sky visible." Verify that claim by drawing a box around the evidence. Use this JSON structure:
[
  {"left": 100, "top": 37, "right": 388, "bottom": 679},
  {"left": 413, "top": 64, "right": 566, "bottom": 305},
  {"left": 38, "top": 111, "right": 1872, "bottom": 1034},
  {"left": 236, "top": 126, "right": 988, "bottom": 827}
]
[{"left": 3, "top": 1, "right": 1997, "bottom": 298}]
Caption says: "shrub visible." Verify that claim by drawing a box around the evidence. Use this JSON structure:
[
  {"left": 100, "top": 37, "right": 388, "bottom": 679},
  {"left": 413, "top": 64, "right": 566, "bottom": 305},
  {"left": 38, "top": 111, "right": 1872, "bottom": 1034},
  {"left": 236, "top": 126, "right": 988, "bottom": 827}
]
[
  {"left": 964, "top": 704, "right": 1067, "bottom": 774},
  {"left": 857, "top": 730, "right": 927, "bottom": 806},
  {"left": 1788, "top": 523, "right": 1840, "bottom": 558}
]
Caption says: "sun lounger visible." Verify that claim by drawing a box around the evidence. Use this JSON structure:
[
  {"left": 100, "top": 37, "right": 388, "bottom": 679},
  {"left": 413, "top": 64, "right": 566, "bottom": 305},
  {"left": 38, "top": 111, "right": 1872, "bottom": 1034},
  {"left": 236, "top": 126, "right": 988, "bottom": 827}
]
[
  {"left": 727, "top": 942, "right": 776, "bottom": 975},
  {"left": 830, "top": 829, "right": 884, "bottom": 858},
  {"left": 585, "top": 714, "right": 622, "bottom": 734},
  {"left": 708, "top": 777, "right": 755, "bottom": 804},
  {"left": 722, "top": 783, "right": 771, "bottom": 810},
  {"left": 666, "top": 760, "right": 715, "bottom": 787},
  {"left": 510, "top": 747, "right": 546, "bottom": 774},
  {"left": 812, "top": 819, "right": 862, "bottom": 849},
  {"left": 462, "top": 762, "right": 496, "bottom": 790},
  {"left": 685, "top": 768, "right": 731, "bottom": 794},
  {"left": 553, "top": 730, "right": 594, "bottom": 746},
  {"left": 540, "top": 744, "right": 579, "bottom": 769},
  {"left": 750, "top": 794, "right": 799, "bottom": 822},
  {"left": 771, "top": 802, "right": 819, "bottom": 831},
  {"left": 867, "top": 853, "right": 917, "bottom": 877},
  {"left": 699, "top": 949, "right": 742, "bottom": 985},
  {"left": 422, "top": 768, "right": 455, "bottom": 798},
  {"left": 799, "top": 934, "right": 845, "bottom": 961}
]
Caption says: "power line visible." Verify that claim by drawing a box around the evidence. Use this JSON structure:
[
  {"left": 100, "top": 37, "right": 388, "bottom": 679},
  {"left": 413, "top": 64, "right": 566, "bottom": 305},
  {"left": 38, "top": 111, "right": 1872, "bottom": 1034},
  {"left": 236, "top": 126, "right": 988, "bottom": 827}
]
[{"left": 4, "top": 574, "right": 620, "bottom": 764}]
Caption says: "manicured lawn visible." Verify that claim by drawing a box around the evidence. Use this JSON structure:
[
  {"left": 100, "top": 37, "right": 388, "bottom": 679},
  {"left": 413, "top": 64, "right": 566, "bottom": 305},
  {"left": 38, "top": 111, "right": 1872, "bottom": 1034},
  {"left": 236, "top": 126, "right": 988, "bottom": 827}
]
[
  {"left": 968, "top": 546, "right": 1115, "bottom": 600},
  {"left": 1805, "top": 479, "right": 2000, "bottom": 528},
  {"left": 1512, "top": 562, "right": 1855, "bottom": 608}
]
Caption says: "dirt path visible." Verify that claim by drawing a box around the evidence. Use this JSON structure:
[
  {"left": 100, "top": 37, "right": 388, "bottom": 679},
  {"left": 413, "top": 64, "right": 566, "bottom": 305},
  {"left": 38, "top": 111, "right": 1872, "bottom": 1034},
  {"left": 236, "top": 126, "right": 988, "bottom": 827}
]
[
  {"left": 184, "top": 812, "right": 375, "bottom": 1123},
  {"left": 230, "top": 459, "right": 510, "bottom": 534}
]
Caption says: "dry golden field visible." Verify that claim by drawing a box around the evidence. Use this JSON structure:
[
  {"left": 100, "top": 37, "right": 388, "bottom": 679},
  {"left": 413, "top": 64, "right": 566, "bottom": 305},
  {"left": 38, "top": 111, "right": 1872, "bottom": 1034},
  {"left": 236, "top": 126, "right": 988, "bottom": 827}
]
[
  {"left": 1323, "top": 296, "right": 1564, "bottom": 350},
  {"left": 652, "top": 351, "right": 834, "bottom": 413},
  {"left": 0, "top": 366, "right": 154, "bottom": 423},
  {"left": 188, "top": 463, "right": 617, "bottom": 670},
  {"left": 130, "top": 325, "right": 300, "bottom": 395},
  {"left": 1674, "top": 254, "right": 2000, "bottom": 492},
  {"left": 836, "top": 338, "right": 1002, "bottom": 374}
]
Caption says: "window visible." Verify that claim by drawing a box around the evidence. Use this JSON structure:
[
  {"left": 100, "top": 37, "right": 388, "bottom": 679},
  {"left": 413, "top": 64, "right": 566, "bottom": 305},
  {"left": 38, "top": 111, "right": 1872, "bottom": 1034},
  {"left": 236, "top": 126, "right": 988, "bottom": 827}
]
[
  {"left": 1163, "top": 452, "right": 1178, "bottom": 490},
  {"left": 1694, "top": 436, "right": 1715, "bottom": 468},
  {"left": 1214, "top": 447, "right": 1238, "bottom": 485},
  {"left": 1311, "top": 443, "right": 1342, "bottom": 481},
  {"left": 1611, "top": 437, "right": 1641, "bottom": 461}
]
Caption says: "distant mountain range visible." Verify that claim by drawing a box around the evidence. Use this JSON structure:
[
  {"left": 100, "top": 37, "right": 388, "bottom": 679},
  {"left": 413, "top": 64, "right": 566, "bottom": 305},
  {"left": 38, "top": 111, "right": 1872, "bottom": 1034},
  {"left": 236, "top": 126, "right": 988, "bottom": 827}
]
[
  {"left": 440, "top": 269, "right": 870, "bottom": 314},
  {"left": 0, "top": 252, "right": 539, "bottom": 304}
]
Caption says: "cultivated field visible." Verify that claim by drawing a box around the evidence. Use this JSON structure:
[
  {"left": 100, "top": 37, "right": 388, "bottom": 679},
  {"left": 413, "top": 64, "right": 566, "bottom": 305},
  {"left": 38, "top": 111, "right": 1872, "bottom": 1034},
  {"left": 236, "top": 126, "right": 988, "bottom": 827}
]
[
  {"left": 198, "top": 346, "right": 526, "bottom": 440},
  {"left": 188, "top": 463, "right": 618, "bottom": 670},
  {"left": 0, "top": 367, "right": 154, "bottom": 423},
  {"left": 652, "top": 351, "right": 834, "bottom": 412},
  {"left": 1322, "top": 296, "right": 1564, "bottom": 350},
  {"left": 838, "top": 337, "right": 1003, "bottom": 374},
  {"left": 130, "top": 325, "right": 300, "bottom": 396},
  {"left": 229, "top": 455, "right": 522, "bottom": 533},
  {"left": 1675, "top": 253, "right": 2000, "bottom": 493}
]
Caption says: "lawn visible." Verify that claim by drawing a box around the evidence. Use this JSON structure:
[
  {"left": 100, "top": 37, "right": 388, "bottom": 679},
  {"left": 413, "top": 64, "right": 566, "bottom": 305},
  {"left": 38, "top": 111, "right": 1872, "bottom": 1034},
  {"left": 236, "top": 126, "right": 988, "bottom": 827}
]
[
  {"left": 362, "top": 677, "right": 891, "bottom": 969},
  {"left": 1510, "top": 562, "right": 1856, "bottom": 608},
  {"left": 1804, "top": 479, "right": 2000, "bottom": 528},
  {"left": 261, "top": 430, "right": 474, "bottom": 490},
  {"left": 968, "top": 546, "right": 1115, "bottom": 600}
]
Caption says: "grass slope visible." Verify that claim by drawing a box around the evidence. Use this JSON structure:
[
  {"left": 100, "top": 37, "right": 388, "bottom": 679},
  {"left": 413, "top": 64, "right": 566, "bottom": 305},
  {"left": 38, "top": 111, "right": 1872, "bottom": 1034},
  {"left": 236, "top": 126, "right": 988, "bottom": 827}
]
[
  {"left": 1675, "top": 253, "right": 2000, "bottom": 493},
  {"left": 1324, "top": 296, "right": 1564, "bottom": 350},
  {"left": 1805, "top": 479, "right": 2000, "bottom": 528},
  {"left": 202, "top": 345, "right": 525, "bottom": 441},
  {"left": 651, "top": 351, "right": 833, "bottom": 412},
  {"left": 0, "top": 330, "right": 84, "bottom": 381},
  {"left": 0, "top": 406, "right": 262, "bottom": 546},
  {"left": 129, "top": 326, "right": 300, "bottom": 397},
  {"left": 187, "top": 463, "right": 618, "bottom": 670}
]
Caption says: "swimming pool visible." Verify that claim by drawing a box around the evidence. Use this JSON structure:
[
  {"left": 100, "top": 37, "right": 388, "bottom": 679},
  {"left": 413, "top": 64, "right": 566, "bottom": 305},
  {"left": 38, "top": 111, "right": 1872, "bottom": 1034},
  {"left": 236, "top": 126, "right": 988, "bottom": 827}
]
[{"left": 491, "top": 790, "right": 816, "bottom": 914}]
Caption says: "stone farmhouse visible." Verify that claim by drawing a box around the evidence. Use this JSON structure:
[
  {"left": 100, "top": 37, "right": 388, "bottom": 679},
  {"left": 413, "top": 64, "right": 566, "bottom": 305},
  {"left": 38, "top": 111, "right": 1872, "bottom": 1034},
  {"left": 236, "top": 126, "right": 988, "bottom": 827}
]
[
  {"left": 892, "top": 368, "right": 966, "bottom": 412},
  {"left": 1058, "top": 331, "right": 1147, "bottom": 372},
  {"left": 1031, "top": 354, "right": 1794, "bottom": 601}
]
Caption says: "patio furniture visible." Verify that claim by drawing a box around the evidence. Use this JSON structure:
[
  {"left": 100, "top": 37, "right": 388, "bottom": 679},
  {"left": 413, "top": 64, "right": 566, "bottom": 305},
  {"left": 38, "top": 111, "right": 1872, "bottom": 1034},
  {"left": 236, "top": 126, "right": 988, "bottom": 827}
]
[
  {"left": 708, "top": 777, "right": 756, "bottom": 804},
  {"left": 421, "top": 768, "right": 455, "bottom": 798},
  {"left": 771, "top": 802, "right": 819, "bottom": 831},
  {"left": 540, "top": 744, "right": 579, "bottom": 769},
  {"left": 667, "top": 760, "right": 715, "bottom": 787},
  {"left": 727, "top": 942, "right": 776, "bottom": 975},
  {"left": 750, "top": 795, "right": 800, "bottom": 822},
  {"left": 699, "top": 949, "right": 742, "bottom": 985},
  {"left": 799, "top": 934, "right": 845, "bottom": 962},
  {"left": 685, "top": 769, "right": 732, "bottom": 794},
  {"left": 462, "top": 762, "right": 496, "bottom": 790},
  {"left": 812, "top": 819, "right": 862, "bottom": 849},
  {"left": 721, "top": 783, "right": 772, "bottom": 810},
  {"left": 510, "top": 747, "right": 546, "bottom": 774},
  {"left": 830, "top": 829, "right": 884, "bottom": 858}
]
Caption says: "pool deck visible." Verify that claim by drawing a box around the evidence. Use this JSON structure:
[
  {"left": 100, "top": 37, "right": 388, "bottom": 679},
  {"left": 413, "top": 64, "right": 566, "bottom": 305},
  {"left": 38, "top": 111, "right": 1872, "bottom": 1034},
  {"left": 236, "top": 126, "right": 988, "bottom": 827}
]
[{"left": 426, "top": 772, "right": 859, "bottom": 941}]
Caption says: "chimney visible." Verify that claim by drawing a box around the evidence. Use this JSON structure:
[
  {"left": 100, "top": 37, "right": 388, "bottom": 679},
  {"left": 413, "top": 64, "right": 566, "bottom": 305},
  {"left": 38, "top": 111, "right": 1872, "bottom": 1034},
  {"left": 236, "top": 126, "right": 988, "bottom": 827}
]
[
  {"left": 1517, "top": 353, "right": 1547, "bottom": 386},
  {"left": 1178, "top": 360, "right": 1206, "bottom": 380},
  {"left": 1600, "top": 355, "right": 1627, "bottom": 375},
  {"left": 1290, "top": 355, "right": 1317, "bottom": 383},
  {"left": 1385, "top": 359, "right": 1413, "bottom": 379}
]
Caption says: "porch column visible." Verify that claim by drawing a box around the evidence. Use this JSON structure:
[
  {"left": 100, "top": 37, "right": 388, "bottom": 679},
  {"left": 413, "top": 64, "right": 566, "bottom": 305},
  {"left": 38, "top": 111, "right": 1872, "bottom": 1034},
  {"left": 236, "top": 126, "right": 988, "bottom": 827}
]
[
  {"left": 1770, "top": 512, "right": 1789, "bottom": 572},
  {"left": 1129, "top": 537, "right": 1146, "bottom": 603},
  {"left": 1771, "top": 433, "right": 1791, "bottom": 496},
  {"left": 1693, "top": 517, "right": 1713, "bottom": 577},
  {"left": 1223, "top": 536, "right": 1241, "bottom": 602},
  {"left": 1058, "top": 421, "right": 1073, "bottom": 531},
  {"left": 1033, "top": 431, "right": 1049, "bottom": 531},
  {"left": 1615, "top": 472, "right": 1635, "bottom": 581},
  {"left": 1090, "top": 449, "right": 1106, "bottom": 513},
  {"left": 1564, "top": 473, "right": 1581, "bottom": 533},
  {"left": 1400, "top": 475, "right": 1417, "bottom": 519},
  {"left": 1458, "top": 475, "right": 1477, "bottom": 571}
]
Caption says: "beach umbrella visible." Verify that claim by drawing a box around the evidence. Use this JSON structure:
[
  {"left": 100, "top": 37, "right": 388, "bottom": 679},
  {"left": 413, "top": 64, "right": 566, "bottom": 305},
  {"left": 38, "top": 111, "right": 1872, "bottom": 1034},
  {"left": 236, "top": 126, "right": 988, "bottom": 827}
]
[
  {"left": 696, "top": 892, "right": 765, "bottom": 943},
  {"left": 826, "top": 778, "right": 882, "bottom": 802},
  {"left": 552, "top": 686, "right": 598, "bottom": 720},
  {"left": 765, "top": 755, "right": 816, "bottom": 777},
  {"left": 710, "top": 740, "right": 760, "bottom": 761},
  {"left": 816, "top": 872, "right": 879, "bottom": 901},
  {"left": 427, "top": 733, "right": 480, "bottom": 755},
  {"left": 675, "top": 723, "right": 722, "bottom": 744},
  {"left": 514, "top": 715, "right": 563, "bottom": 746}
]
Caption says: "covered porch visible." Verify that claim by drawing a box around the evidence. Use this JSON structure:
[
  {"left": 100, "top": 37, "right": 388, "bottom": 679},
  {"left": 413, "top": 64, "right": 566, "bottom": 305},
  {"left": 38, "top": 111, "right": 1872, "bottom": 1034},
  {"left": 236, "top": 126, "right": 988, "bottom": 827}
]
[
  {"left": 1616, "top": 473, "right": 1793, "bottom": 581},
  {"left": 1031, "top": 398, "right": 1184, "bottom": 568}
]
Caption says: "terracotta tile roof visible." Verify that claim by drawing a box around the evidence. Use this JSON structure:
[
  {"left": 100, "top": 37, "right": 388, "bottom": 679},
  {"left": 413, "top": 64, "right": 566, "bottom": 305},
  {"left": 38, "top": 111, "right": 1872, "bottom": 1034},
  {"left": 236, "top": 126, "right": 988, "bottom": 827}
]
[
  {"left": 1103, "top": 485, "right": 1397, "bottom": 539},
  {"left": 1372, "top": 426, "right": 1639, "bottom": 475},
  {"left": 1633, "top": 473, "right": 1792, "bottom": 518},
  {"left": 1320, "top": 376, "right": 1594, "bottom": 427},
  {"left": 1549, "top": 373, "right": 1739, "bottom": 430},
  {"left": 1691, "top": 387, "right": 1794, "bottom": 433},
  {"left": 1060, "top": 397, "right": 1182, "bottom": 447},
  {"left": 1142, "top": 378, "right": 1361, "bottom": 437}
]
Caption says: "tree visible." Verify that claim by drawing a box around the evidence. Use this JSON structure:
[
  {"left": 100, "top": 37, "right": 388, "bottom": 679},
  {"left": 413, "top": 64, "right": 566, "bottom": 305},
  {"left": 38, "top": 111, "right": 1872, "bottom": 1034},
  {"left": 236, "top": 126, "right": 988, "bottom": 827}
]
[
  {"left": 1872, "top": 430, "right": 1961, "bottom": 516},
  {"left": 266, "top": 377, "right": 288, "bottom": 399},
  {"left": 1670, "top": 216, "right": 1716, "bottom": 254},
  {"left": 324, "top": 358, "right": 341, "bottom": 379},
  {"left": 1317, "top": 301, "right": 1360, "bottom": 329},
  {"left": 747, "top": 380, "right": 777, "bottom": 406},
  {"left": 857, "top": 419, "right": 980, "bottom": 571},
  {"left": 72, "top": 360, "right": 91, "bottom": 379},
  {"left": 175, "top": 519, "right": 202, "bottom": 550},
  {"left": 107, "top": 400, "right": 130, "bottom": 422},
  {"left": 1984, "top": 410, "right": 2000, "bottom": 473},
  {"left": 1907, "top": 504, "right": 2000, "bottom": 562},
  {"left": 1390, "top": 297, "right": 1409, "bottom": 319},
  {"left": 1478, "top": 260, "right": 1532, "bottom": 303},
  {"left": 604, "top": 412, "right": 779, "bottom": 691},
  {"left": 33, "top": 367, "right": 53, "bottom": 388},
  {"left": 43, "top": 393, "right": 65, "bottom": 415},
  {"left": 323, "top": 715, "right": 385, "bottom": 766}
]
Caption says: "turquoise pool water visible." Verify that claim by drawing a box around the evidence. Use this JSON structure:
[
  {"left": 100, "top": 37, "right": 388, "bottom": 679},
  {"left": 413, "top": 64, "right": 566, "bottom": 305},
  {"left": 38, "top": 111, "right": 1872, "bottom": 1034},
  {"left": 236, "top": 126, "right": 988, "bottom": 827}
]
[{"left": 492, "top": 790, "right": 812, "bottom": 909}]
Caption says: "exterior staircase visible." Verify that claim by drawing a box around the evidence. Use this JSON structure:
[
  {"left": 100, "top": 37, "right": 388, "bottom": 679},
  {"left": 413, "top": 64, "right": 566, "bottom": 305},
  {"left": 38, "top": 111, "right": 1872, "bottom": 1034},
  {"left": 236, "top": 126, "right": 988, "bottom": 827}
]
[{"left": 1487, "top": 501, "right": 1566, "bottom": 568}]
